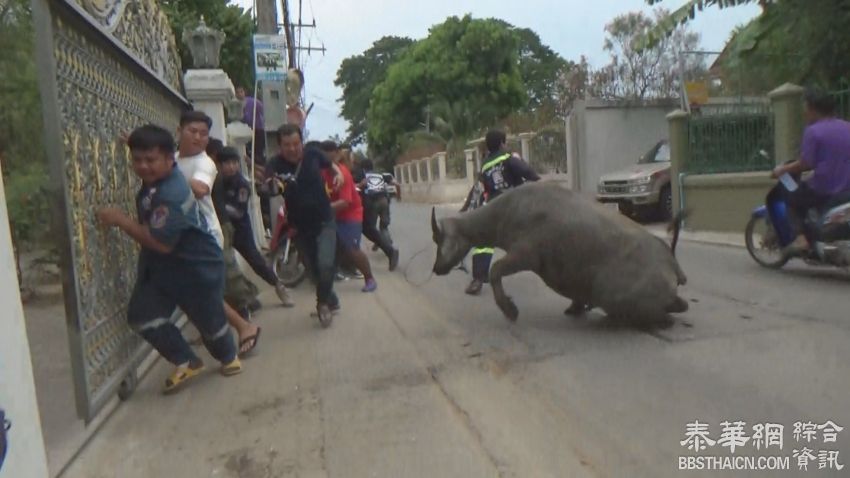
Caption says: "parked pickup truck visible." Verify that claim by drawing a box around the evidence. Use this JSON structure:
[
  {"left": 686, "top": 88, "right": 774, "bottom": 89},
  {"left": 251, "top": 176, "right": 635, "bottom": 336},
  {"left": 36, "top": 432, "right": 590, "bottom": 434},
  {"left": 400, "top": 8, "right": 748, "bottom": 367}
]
[{"left": 596, "top": 139, "right": 672, "bottom": 221}]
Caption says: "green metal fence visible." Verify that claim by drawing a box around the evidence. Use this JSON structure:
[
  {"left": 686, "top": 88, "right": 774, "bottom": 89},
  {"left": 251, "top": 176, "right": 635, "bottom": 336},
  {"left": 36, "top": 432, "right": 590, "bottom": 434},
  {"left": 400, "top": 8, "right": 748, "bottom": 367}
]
[
  {"left": 830, "top": 88, "right": 850, "bottom": 120},
  {"left": 686, "top": 110, "right": 775, "bottom": 174}
]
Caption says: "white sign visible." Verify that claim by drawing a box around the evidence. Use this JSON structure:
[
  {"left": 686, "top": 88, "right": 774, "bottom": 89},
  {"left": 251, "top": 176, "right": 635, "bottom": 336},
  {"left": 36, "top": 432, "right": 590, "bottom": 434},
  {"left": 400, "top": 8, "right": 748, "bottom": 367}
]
[{"left": 253, "top": 35, "right": 287, "bottom": 82}]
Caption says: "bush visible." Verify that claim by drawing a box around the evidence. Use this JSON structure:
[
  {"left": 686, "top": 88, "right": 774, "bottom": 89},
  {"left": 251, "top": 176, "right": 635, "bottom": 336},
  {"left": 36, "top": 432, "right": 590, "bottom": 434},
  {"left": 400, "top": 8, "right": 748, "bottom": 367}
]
[{"left": 3, "top": 161, "right": 51, "bottom": 250}]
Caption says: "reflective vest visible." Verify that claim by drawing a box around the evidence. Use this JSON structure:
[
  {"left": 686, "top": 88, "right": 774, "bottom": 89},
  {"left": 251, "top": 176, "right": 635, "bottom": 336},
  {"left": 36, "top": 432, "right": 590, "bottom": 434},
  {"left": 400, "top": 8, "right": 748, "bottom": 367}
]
[{"left": 480, "top": 152, "right": 515, "bottom": 198}]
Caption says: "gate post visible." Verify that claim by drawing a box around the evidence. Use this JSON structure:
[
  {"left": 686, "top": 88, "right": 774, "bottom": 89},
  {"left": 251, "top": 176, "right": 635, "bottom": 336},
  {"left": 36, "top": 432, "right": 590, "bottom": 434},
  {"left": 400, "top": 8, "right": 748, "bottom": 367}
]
[
  {"left": 436, "top": 152, "right": 447, "bottom": 181},
  {"left": 519, "top": 132, "right": 535, "bottom": 165},
  {"left": 0, "top": 163, "right": 50, "bottom": 478},
  {"left": 465, "top": 149, "right": 476, "bottom": 185},
  {"left": 668, "top": 109, "right": 690, "bottom": 216},
  {"left": 769, "top": 83, "right": 805, "bottom": 167}
]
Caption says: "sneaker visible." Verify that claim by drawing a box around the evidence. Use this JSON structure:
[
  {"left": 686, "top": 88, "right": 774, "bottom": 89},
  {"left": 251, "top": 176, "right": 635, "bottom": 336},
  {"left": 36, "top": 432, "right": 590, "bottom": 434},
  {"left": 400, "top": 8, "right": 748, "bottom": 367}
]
[
  {"left": 465, "top": 279, "right": 483, "bottom": 296},
  {"left": 163, "top": 359, "right": 205, "bottom": 394},
  {"left": 334, "top": 272, "right": 349, "bottom": 282},
  {"left": 275, "top": 281, "right": 294, "bottom": 307},
  {"left": 220, "top": 357, "right": 243, "bottom": 376},
  {"left": 389, "top": 248, "right": 400, "bottom": 272},
  {"left": 349, "top": 270, "right": 365, "bottom": 280},
  {"left": 361, "top": 278, "right": 378, "bottom": 293},
  {"left": 317, "top": 304, "right": 334, "bottom": 328}
]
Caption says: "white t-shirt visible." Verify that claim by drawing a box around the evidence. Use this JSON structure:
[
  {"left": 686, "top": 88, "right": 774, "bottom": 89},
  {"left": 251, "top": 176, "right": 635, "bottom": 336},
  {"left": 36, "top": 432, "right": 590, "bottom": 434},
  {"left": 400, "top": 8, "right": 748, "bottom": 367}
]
[{"left": 176, "top": 151, "right": 224, "bottom": 248}]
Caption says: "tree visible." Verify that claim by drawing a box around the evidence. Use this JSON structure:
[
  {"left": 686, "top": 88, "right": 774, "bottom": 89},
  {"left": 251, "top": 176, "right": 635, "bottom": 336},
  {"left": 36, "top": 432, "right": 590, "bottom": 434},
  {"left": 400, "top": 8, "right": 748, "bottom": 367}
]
[
  {"left": 716, "top": 0, "right": 850, "bottom": 92},
  {"left": 367, "top": 15, "right": 526, "bottom": 158},
  {"left": 0, "top": 0, "right": 50, "bottom": 250},
  {"left": 489, "top": 21, "right": 571, "bottom": 112},
  {"left": 554, "top": 56, "right": 592, "bottom": 115},
  {"left": 160, "top": 0, "right": 256, "bottom": 90},
  {"left": 597, "top": 9, "right": 702, "bottom": 101},
  {"left": 334, "top": 36, "right": 415, "bottom": 146},
  {"left": 640, "top": 0, "right": 762, "bottom": 49}
]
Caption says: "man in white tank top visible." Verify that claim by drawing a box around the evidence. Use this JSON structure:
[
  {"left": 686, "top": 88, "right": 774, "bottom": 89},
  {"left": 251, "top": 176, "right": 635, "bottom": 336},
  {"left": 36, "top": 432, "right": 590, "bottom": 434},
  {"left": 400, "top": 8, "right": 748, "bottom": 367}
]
[{"left": 175, "top": 112, "right": 224, "bottom": 247}]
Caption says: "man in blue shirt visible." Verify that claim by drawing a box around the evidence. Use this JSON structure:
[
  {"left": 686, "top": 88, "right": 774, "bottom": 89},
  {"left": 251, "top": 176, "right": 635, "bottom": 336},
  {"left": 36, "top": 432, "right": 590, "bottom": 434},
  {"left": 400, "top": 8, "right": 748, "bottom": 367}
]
[{"left": 97, "top": 124, "right": 241, "bottom": 394}]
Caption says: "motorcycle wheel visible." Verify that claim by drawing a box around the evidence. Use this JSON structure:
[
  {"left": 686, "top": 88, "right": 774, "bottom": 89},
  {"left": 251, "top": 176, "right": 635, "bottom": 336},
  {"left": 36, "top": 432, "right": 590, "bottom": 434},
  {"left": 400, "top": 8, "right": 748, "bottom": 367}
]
[
  {"left": 271, "top": 240, "right": 308, "bottom": 288},
  {"left": 745, "top": 215, "right": 789, "bottom": 269}
]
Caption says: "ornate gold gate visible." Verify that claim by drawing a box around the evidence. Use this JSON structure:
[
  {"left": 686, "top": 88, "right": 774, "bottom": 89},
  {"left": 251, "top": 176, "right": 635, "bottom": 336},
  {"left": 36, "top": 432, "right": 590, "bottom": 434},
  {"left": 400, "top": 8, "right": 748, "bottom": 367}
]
[{"left": 32, "top": 0, "right": 189, "bottom": 422}]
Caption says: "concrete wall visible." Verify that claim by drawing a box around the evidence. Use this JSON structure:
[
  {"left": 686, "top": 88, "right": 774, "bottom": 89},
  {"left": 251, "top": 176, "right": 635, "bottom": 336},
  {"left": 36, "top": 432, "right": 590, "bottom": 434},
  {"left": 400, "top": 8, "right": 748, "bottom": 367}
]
[
  {"left": 569, "top": 98, "right": 676, "bottom": 192},
  {"left": 0, "top": 164, "right": 50, "bottom": 477},
  {"left": 681, "top": 173, "right": 773, "bottom": 233},
  {"left": 401, "top": 179, "right": 471, "bottom": 204}
]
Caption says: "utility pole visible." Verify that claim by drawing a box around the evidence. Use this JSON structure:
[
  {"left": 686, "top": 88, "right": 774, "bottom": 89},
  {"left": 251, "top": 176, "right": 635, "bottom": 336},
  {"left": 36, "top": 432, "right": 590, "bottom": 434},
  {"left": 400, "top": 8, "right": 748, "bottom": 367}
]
[
  {"left": 256, "top": 0, "right": 278, "bottom": 34},
  {"left": 280, "top": 0, "right": 296, "bottom": 68}
]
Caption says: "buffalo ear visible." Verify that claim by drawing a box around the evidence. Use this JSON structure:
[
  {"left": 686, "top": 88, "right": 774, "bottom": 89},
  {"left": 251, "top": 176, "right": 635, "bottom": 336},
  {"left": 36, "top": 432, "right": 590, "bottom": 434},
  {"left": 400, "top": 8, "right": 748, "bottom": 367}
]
[{"left": 431, "top": 207, "right": 442, "bottom": 243}]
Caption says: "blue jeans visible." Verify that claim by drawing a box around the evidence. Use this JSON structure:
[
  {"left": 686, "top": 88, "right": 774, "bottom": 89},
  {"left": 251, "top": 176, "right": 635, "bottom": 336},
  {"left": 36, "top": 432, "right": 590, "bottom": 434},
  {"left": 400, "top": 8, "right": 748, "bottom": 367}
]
[{"left": 296, "top": 220, "right": 340, "bottom": 307}]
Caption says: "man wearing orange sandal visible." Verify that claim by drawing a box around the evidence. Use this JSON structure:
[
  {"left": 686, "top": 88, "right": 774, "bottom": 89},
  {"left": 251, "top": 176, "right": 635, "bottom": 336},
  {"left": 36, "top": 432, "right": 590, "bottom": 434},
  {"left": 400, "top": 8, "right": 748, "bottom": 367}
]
[{"left": 97, "top": 124, "right": 242, "bottom": 394}]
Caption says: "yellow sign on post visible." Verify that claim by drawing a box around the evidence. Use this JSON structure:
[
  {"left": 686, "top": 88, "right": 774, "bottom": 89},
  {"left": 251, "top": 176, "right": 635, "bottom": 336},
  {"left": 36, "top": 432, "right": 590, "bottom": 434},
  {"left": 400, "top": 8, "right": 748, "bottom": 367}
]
[{"left": 685, "top": 81, "right": 710, "bottom": 106}]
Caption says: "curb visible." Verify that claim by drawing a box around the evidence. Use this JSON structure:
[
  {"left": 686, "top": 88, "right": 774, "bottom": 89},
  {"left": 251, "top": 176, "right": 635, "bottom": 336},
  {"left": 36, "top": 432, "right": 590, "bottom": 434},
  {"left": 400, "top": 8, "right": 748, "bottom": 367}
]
[{"left": 647, "top": 227, "right": 745, "bottom": 249}]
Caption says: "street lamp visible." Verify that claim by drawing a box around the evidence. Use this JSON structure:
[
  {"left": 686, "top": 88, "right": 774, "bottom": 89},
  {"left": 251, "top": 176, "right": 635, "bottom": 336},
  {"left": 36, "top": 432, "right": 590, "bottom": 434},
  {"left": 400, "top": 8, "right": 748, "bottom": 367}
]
[{"left": 182, "top": 16, "right": 226, "bottom": 69}]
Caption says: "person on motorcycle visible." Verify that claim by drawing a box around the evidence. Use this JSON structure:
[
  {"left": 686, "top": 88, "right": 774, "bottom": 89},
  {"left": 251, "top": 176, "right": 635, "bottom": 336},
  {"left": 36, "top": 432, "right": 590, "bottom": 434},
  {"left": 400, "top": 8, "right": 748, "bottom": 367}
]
[
  {"left": 356, "top": 159, "right": 400, "bottom": 271},
  {"left": 464, "top": 129, "right": 540, "bottom": 295},
  {"left": 771, "top": 88, "right": 850, "bottom": 255}
]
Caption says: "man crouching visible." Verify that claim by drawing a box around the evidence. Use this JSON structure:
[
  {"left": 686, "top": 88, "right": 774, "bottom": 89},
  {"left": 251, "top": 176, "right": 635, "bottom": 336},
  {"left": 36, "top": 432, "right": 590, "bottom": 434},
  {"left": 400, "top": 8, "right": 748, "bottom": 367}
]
[{"left": 96, "top": 124, "right": 242, "bottom": 394}]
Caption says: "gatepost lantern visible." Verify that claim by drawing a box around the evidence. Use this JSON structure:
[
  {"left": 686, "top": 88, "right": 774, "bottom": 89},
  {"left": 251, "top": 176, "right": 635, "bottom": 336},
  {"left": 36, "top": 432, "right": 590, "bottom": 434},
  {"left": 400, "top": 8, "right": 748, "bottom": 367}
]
[{"left": 182, "top": 16, "right": 225, "bottom": 69}]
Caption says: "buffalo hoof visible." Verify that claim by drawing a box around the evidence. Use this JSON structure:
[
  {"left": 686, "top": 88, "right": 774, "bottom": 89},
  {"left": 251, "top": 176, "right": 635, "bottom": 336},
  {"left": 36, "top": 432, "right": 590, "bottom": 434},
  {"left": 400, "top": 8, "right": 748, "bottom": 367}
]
[
  {"left": 564, "top": 301, "right": 591, "bottom": 316},
  {"left": 666, "top": 296, "right": 689, "bottom": 314},
  {"left": 496, "top": 296, "right": 519, "bottom": 322}
]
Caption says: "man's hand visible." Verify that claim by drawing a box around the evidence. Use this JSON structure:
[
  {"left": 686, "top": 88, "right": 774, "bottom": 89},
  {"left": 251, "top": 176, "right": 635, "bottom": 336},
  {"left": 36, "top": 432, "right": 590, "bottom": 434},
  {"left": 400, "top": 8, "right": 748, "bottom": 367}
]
[
  {"left": 771, "top": 165, "right": 785, "bottom": 179},
  {"left": 96, "top": 207, "right": 128, "bottom": 228}
]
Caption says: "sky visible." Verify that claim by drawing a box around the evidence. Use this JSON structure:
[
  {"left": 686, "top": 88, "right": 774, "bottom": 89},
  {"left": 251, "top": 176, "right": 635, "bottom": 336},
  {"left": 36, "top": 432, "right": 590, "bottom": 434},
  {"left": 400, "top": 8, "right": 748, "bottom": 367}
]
[{"left": 234, "top": 0, "right": 761, "bottom": 142}]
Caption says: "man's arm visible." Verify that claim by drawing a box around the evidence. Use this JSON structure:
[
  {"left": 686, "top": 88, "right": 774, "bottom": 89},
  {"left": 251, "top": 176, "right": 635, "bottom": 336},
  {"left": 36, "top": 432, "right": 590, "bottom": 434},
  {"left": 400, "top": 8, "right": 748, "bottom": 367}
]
[
  {"left": 189, "top": 156, "right": 218, "bottom": 198},
  {"left": 508, "top": 155, "right": 540, "bottom": 182},
  {"left": 189, "top": 179, "right": 210, "bottom": 198},
  {"left": 772, "top": 160, "right": 811, "bottom": 178},
  {"left": 773, "top": 129, "right": 816, "bottom": 178},
  {"left": 328, "top": 162, "right": 344, "bottom": 189},
  {"left": 97, "top": 208, "right": 173, "bottom": 254},
  {"left": 330, "top": 198, "right": 351, "bottom": 212}
]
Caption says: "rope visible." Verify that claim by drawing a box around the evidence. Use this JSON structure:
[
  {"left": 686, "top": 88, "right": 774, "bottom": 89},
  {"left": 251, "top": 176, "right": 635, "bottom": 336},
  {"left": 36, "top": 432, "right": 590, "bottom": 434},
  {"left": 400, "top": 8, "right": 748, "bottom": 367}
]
[{"left": 402, "top": 245, "right": 469, "bottom": 287}]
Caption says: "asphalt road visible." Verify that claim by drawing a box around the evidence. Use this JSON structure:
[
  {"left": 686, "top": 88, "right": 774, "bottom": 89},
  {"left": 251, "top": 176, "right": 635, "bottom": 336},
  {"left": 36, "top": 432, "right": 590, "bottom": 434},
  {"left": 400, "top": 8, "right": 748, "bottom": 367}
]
[{"left": 61, "top": 201, "right": 850, "bottom": 478}]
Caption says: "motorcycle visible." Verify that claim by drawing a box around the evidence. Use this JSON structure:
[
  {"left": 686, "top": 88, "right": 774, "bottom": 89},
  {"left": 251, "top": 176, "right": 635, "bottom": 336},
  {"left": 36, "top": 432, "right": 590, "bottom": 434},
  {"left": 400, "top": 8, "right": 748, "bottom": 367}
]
[
  {"left": 265, "top": 175, "right": 308, "bottom": 287},
  {"left": 744, "top": 155, "right": 850, "bottom": 270}
]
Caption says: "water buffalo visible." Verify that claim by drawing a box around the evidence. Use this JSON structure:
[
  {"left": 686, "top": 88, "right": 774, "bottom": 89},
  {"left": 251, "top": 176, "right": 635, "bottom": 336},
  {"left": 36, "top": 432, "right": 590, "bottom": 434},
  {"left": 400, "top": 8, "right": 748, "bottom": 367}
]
[{"left": 431, "top": 182, "right": 688, "bottom": 325}]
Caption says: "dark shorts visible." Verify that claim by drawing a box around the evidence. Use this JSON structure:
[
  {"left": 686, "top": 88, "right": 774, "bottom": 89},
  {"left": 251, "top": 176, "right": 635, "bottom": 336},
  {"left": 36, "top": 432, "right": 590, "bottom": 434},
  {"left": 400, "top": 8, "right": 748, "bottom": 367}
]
[{"left": 336, "top": 220, "right": 362, "bottom": 251}]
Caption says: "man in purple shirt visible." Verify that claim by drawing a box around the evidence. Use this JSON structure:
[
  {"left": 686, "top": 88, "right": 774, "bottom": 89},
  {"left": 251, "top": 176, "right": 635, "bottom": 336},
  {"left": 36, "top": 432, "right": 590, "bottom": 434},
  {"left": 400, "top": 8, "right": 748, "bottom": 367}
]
[
  {"left": 236, "top": 86, "right": 265, "bottom": 164},
  {"left": 772, "top": 88, "right": 850, "bottom": 252}
]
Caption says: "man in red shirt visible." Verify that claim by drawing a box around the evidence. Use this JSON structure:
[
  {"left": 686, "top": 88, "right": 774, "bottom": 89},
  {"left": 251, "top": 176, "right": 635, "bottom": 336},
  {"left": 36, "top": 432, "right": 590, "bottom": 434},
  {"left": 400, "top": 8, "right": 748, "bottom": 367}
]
[{"left": 320, "top": 141, "right": 377, "bottom": 292}]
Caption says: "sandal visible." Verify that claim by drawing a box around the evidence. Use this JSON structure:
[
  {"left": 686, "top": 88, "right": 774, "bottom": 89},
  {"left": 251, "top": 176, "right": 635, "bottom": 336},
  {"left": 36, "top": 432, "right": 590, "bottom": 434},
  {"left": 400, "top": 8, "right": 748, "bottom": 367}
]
[
  {"left": 238, "top": 327, "right": 262, "bottom": 357},
  {"left": 221, "top": 357, "right": 243, "bottom": 376},
  {"left": 163, "top": 359, "right": 205, "bottom": 394}
]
